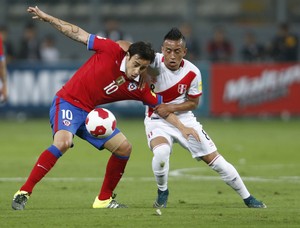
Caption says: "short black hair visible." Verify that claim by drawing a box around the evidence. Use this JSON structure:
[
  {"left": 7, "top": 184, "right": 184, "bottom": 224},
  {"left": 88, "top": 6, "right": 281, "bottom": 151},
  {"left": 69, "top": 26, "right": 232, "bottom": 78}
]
[
  {"left": 164, "top": 27, "right": 186, "bottom": 43},
  {"left": 128, "top": 41, "right": 155, "bottom": 63}
]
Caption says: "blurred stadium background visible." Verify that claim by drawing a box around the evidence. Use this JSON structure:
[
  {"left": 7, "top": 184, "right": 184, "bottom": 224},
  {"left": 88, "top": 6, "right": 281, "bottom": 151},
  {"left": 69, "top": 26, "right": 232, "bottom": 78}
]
[
  {"left": 0, "top": 0, "right": 299, "bottom": 119},
  {"left": 1, "top": 2, "right": 300, "bottom": 226},
  {"left": 1, "top": 0, "right": 299, "bottom": 61}
]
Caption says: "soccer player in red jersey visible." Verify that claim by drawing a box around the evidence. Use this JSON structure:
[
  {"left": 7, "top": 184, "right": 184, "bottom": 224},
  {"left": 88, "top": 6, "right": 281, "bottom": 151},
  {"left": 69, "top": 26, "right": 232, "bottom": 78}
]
[
  {"left": 0, "top": 34, "right": 7, "bottom": 103},
  {"left": 12, "top": 6, "right": 199, "bottom": 210}
]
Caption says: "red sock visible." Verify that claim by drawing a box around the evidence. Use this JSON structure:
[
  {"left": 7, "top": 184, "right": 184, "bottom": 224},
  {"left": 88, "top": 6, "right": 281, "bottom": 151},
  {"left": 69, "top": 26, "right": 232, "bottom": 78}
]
[
  {"left": 98, "top": 154, "right": 129, "bottom": 200},
  {"left": 20, "top": 146, "right": 62, "bottom": 193}
]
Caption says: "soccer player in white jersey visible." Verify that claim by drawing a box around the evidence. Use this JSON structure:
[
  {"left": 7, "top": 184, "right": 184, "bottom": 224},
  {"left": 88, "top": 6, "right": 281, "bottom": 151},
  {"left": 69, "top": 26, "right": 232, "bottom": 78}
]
[{"left": 144, "top": 28, "right": 266, "bottom": 209}]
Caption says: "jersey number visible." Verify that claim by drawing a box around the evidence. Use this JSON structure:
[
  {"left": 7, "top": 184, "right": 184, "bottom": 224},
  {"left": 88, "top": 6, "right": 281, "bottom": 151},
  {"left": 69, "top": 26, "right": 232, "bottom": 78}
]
[
  {"left": 104, "top": 81, "right": 119, "bottom": 95},
  {"left": 202, "top": 129, "right": 210, "bottom": 141},
  {"left": 61, "top": 109, "right": 73, "bottom": 120}
]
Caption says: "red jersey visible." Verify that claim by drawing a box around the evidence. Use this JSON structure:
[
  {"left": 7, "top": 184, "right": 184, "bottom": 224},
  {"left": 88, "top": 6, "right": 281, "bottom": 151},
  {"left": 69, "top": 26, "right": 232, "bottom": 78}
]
[
  {"left": 0, "top": 36, "right": 4, "bottom": 61},
  {"left": 56, "top": 35, "right": 161, "bottom": 112}
]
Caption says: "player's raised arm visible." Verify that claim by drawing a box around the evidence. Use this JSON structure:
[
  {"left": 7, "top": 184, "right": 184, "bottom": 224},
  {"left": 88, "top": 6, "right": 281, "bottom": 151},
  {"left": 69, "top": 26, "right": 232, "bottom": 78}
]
[{"left": 27, "top": 6, "right": 89, "bottom": 45}]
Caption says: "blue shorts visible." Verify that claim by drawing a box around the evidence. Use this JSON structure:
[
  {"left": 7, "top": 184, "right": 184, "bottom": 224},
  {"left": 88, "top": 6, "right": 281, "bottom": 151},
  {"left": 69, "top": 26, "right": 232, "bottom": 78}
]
[{"left": 49, "top": 96, "right": 120, "bottom": 150}]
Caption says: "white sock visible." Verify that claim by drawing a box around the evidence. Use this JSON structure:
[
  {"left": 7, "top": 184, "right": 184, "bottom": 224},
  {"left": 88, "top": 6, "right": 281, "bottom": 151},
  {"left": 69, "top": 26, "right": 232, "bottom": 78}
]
[
  {"left": 209, "top": 155, "right": 251, "bottom": 199},
  {"left": 152, "top": 143, "right": 171, "bottom": 191}
]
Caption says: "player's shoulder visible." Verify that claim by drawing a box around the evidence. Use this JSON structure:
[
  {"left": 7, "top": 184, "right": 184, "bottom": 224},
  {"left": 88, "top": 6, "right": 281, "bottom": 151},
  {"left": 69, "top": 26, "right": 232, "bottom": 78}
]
[
  {"left": 90, "top": 34, "right": 123, "bottom": 56},
  {"left": 97, "top": 35, "right": 119, "bottom": 45},
  {"left": 155, "top": 52, "right": 164, "bottom": 61},
  {"left": 182, "top": 58, "right": 201, "bottom": 75}
]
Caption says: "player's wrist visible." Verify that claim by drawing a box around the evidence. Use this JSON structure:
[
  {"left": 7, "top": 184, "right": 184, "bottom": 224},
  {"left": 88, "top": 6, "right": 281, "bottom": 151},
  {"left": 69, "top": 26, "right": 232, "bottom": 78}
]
[
  {"left": 168, "top": 104, "right": 176, "bottom": 113},
  {"left": 44, "top": 14, "right": 53, "bottom": 23},
  {"left": 162, "top": 113, "right": 170, "bottom": 119}
]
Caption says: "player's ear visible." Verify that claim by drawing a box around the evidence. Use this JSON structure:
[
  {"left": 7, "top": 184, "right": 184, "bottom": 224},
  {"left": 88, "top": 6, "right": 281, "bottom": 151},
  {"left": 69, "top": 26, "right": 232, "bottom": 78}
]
[{"left": 183, "top": 47, "right": 187, "bottom": 57}]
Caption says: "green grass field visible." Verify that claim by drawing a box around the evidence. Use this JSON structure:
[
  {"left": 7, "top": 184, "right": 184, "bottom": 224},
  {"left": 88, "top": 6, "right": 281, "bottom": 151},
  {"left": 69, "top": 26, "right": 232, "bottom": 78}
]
[{"left": 0, "top": 117, "right": 299, "bottom": 227}]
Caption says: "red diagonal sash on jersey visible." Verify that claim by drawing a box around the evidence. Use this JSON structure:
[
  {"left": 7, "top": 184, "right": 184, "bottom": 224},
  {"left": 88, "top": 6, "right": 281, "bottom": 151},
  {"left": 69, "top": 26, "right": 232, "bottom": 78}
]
[{"left": 157, "top": 71, "right": 197, "bottom": 103}]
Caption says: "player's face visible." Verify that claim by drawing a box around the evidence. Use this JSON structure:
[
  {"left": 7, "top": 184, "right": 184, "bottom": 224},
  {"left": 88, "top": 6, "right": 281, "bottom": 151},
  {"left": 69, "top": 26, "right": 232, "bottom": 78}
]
[
  {"left": 125, "top": 54, "right": 150, "bottom": 80},
  {"left": 162, "top": 39, "right": 187, "bottom": 71}
]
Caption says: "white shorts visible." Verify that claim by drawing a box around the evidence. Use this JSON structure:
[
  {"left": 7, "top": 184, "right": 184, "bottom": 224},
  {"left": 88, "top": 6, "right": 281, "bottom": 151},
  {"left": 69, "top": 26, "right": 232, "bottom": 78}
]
[{"left": 144, "top": 116, "right": 217, "bottom": 159}]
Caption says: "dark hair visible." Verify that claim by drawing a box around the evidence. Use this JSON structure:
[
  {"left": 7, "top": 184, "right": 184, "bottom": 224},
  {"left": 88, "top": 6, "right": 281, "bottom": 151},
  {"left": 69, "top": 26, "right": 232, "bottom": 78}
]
[
  {"left": 128, "top": 41, "right": 155, "bottom": 63},
  {"left": 164, "top": 27, "right": 186, "bottom": 43}
]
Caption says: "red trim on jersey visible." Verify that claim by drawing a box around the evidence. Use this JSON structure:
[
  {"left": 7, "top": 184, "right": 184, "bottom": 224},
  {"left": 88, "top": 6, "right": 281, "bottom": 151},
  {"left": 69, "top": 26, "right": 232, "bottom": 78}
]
[
  {"left": 54, "top": 97, "right": 60, "bottom": 133},
  {"left": 188, "top": 93, "right": 202, "bottom": 98},
  {"left": 157, "top": 71, "right": 197, "bottom": 103}
]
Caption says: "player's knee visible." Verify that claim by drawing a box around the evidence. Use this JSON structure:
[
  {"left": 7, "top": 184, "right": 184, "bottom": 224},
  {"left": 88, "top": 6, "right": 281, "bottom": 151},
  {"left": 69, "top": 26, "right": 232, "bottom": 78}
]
[
  {"left": 114, "top": 140, "right": 132, "bottom": 157},
  {"left": 53, "top": 140, "right": 72, "bottom": 153},
  {"left": 153, "top": 168, "right": 167, "bottom": 176},
  {"left": 53, "top": 130, "right": 73, "bottom": 153},
  {"left": 152, "top": 143, "right": 171, "bottom": 166}
]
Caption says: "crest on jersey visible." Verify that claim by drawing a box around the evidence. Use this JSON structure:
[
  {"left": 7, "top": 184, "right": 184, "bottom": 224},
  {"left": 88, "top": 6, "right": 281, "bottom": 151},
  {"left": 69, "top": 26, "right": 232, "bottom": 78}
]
[
  {"left": 178, "top": 84, "right": 187, "bottom": 94},
  {"left": 128, "top": 82, "right": 137, "bottom": 91}
]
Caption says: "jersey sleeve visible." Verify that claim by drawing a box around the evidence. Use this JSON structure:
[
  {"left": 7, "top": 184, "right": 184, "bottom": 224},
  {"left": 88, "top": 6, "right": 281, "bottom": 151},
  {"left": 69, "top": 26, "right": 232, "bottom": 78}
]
[
  {"left": 87, "top": 34, "right": 118, "bottom": 53},
  {"left": 141, "top": 85, "right": 163, "bottom": 107},
  {"left": 150, "top": 53, "right": 163, "bottom": 68},
  {"left": 188, "top": 69, "right": 202, "bottom": 98}
]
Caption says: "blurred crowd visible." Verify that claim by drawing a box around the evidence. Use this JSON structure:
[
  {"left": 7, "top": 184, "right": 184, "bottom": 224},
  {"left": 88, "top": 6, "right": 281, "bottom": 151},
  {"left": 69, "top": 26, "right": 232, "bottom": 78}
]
[
  {"left": 182, "top": 22, "right": 299, "bottom": 63},
  {"left": 0, "top": 22, "right": 60, "bottom": 64},
  {"left": 0, "top": 20, "right": 298, "bottom": 64}
]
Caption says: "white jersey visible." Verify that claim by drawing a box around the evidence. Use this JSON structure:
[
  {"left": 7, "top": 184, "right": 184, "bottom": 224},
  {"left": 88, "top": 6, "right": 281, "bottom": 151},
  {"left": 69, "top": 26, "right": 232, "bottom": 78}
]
[
  {"left": 144, "top": 53, "right": 217, "bottom": 159},
  {"left": 145, "top": 52, "right": 202, "bottom": 121}
]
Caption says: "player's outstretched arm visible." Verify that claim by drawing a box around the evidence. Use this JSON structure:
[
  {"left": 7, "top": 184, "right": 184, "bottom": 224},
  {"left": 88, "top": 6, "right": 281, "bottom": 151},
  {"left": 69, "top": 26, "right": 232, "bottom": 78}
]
[
  {"left": 27, "top": 6, "right": 89, "bottom": 45},
  {"left": 164, "top": 113, "right": 200, "bottom": 142}
]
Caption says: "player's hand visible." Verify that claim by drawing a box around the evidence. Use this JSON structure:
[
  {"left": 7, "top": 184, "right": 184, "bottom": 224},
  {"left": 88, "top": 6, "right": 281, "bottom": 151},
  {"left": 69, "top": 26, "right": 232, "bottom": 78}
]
[
  {"left": 180, "top": 126, "right": 200, "bottom": 142},
  {"left": 138, "top": 72, "right": 147, "bottom": 90},
  {"left": 138, "top": 67, "right": 159, "bottom": 90},
  {"left": 147, "top": 67, "right": 159, "bottom": 84},
  {"left": 154, "top": 103, "right": 172, "bottom": 119},
  {"left": 138, "top": 72, "right": 153, "bottom": 90},
  {"left": 27, "top": 6, "right": 49, "bottom": 22}
]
